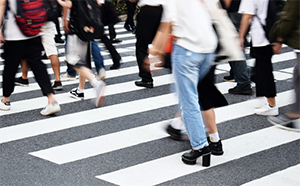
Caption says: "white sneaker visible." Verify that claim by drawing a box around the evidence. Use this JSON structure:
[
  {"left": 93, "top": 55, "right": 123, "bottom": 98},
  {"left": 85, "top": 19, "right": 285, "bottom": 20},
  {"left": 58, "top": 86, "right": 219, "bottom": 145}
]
[
  {"left": 40, "top": 102, "right": 61, "bottom": 116},
  {"left": 255, "top": 104, "right": 278, "bottom": 116},
  {"left": 254, "top": 97, "right": 267, "bottom": 109},
  {"left": 94, "top": 81, "right": 106, "bottom": 107},
  {"left": 60, "top": 73, "right": 77, "bottom": 81},
  {"left": 96, "top": 68, "right": 106, "bottom": 81},
  {"left": 0, "top": 100, "right": 10, "bottom": 111}
]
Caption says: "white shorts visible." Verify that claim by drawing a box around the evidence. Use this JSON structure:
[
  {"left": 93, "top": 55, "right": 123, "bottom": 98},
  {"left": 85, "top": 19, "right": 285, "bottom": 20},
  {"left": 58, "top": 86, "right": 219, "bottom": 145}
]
[{"left": 41, "top": 21, "right": 58, "bottom": 57}]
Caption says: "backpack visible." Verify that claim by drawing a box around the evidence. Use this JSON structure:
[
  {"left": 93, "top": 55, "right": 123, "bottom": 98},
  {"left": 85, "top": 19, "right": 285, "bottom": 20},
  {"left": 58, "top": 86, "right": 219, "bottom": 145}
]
[
  {"left": 70, "top": 0, "right": 104, "bottom": 42},
  {"left": 259, "top": 0, "right": 285, "bottom": 41},
  {"left": 14, "top": 0, "right": 47, "bottom": 37},
  {"left": 43, "top": 0, "right": 59, "bottom": 21}
]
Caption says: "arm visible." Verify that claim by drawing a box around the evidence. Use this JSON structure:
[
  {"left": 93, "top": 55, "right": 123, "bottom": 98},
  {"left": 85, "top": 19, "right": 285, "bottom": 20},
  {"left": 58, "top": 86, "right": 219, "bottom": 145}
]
[
  {"left": 0, "top": 0, "right": 7, "bottom": 44},
  {"left": 57, "top": 0, "right": 72, "bottom": 9},
  {"left": 62, "top": 7, "right": 69, "bottom": 33},
  {"left": 149, "top": 22, "right": 172, "bottom": 56},
  {"left": 223, "top": 0, "right": 232, "bottom": 9},
  {"left": 239, "top": 14, "right": 252, "bottom": 49}
]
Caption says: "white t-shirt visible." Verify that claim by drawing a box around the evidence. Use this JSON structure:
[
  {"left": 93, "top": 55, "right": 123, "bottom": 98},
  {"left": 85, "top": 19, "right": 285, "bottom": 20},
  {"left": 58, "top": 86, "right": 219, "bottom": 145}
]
[
  {"left": 162, "top": 0, "right": 217, "bottom": 53},
  {"left": 238, "top": 0, "right": 270, "bottom": 47},
  {"left": 138, "top": 0, "right": 165, "bottom": 7},
  {"left": 4, "top": 0, "right": 40, "bottom": 41}
]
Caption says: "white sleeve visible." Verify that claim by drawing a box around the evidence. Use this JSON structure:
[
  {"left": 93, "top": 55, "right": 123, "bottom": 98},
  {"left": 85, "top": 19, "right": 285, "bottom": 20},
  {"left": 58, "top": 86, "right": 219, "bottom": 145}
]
[
  {"left": 238, "top": 0, "right": 255, "bottom": 15},
  {"left": 161, "top": 0, "right": 175, "bottom": 23}
]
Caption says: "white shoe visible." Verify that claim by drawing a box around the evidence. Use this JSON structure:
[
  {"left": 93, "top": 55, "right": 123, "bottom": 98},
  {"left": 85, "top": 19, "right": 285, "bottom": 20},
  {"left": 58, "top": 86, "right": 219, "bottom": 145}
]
[
  {"left": 255, "top": 104, "right": 278, "bottom": 116},
  {"left": 254, "top": 97, "right": 267, "bottom": 109},
  {"left": 94, "top": 81, "right": 106, "bottom": 107},
  {"left": 0, "top": 100, "right": 10, "bottom": 111},
  {"left": 60, "top": 73, "right": 77, "bottom": 81},
  {"left": 40, "top": 102, "right": 61, "bottom": 116},
  {"left": 96, "top": 68, "right": 106, "bottom": 81}
]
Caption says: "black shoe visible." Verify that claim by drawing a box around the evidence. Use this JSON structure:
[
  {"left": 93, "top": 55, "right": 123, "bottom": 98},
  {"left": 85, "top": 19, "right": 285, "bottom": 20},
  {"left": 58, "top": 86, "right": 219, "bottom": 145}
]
[
  {"left": 223, "top": 75, "right": 235, "bottom": 82},
  {"left": 110, "top": 63, "right": 120, "bottom": 70},
  {"left": 228, "top": 84, "right": 253, "bottom": 95},
  {"left": 111, "top": 39, "right": 122, "bottom": 44},
  {"left": 70, "top": 88, "right": 84, "bottom": 100},
  {"left": 52, "top": 81, "right": 63, "bottom": 91},
  {"left": 166, "top": 124, "right": 189, "bottom": 141},
  {"left": 124, "top": 24, "right": 132, "bottom": 32},
  {"left": 54, "top": 36, "right": 64, "bottom": 44},
  {"left": 135, "top": 80, "right": 153, "bottom": 88},
  {"left": 181, "top": 146, "right": 211, "bottom": 166},
  {"left": 15, "top": 77, "right": 29, "bottom": 87},
  {"left": 207, "top": 137, "right": 224, "bottom": 156},
  {"left": 131, "top": 25, "right": 136, "bottom": 34},
  {"left": 41, "top": 53, "right": 48, "bottom": 59}
]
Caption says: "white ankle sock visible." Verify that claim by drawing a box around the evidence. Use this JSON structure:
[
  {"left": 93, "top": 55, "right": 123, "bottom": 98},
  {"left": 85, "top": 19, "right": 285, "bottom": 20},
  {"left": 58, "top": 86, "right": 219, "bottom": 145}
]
[
  {"left": 77, "top": 88, "right": 84, "bottom": 93},
  {"left": 170, "top": 117, "right": 185, "bottom": 130},
  {"left": 209, "top": 132, "right": 220, "bottom": 142},
  {"left": 90, "top": 78, "right": 100, "bottom": 88}
]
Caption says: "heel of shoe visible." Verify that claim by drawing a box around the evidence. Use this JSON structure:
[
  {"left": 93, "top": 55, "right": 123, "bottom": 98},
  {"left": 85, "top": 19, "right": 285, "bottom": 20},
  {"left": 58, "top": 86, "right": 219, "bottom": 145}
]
[{"left": 202, "top": 154, "right": 211, "bottom": 167}]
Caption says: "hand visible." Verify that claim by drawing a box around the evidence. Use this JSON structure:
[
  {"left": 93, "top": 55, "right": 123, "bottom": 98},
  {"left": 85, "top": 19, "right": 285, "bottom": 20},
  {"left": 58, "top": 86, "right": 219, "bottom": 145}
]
[
  {"left": 63, "top": 19, "right": 70, "bottom": 33},
  {"left": 239, "top": 37, "right": 245, "bottom": 50},
  {"left": 272, "top": 43, "right": 282, "bottom": 54},
  {"left": 0, "top": 30, "right": 5, "bottom": 46}
]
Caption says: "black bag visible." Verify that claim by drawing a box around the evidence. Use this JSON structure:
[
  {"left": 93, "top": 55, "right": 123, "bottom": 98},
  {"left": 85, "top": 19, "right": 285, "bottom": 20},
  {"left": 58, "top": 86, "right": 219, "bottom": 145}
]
[
  {"left": 70, "top": 0, "right": 104, "bottom": 41},
  {"left": 43, "top": 0, "right": 59, "bottom": 21}
]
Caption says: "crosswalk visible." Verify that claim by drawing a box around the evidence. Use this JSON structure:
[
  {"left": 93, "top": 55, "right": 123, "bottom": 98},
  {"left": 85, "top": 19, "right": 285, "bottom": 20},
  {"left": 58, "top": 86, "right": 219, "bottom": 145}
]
[{"left": 0, "top": 23, "right": 299, "bottom": 186}]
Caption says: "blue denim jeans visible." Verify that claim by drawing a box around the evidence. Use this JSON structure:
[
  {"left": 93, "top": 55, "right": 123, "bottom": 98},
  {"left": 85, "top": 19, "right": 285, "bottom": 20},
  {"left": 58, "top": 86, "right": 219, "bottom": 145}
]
[
  {"left": 66, "top": 40, "right": 104, "bottom": 76},
  {"left": 172, "top": 44, "right": 214, "bottom": 150}
]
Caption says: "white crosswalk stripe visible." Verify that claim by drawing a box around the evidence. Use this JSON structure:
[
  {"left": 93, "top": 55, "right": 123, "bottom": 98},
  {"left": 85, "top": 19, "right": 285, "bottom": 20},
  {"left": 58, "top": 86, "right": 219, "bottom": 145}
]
[{"left": 0, "top": 23, "right": 299, "bottom": 186}]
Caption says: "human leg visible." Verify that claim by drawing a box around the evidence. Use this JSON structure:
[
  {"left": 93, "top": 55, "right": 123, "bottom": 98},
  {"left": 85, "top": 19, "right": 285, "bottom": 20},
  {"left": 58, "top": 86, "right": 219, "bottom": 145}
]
[{"left": 101, "top": 34, "right": 121, "bottom": 69}]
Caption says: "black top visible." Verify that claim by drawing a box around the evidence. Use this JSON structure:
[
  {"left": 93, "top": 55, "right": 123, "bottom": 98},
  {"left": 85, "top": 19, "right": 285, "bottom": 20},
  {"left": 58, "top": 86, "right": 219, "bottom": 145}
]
[{"left": 219, "top": 0, "right": 241, "bottom": 13}]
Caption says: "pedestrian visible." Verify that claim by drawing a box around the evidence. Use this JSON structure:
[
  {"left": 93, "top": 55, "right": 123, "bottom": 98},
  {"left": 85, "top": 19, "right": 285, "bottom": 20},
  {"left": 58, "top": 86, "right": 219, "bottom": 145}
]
[
  {"left": 57, "top": 0, "right": 106, "bottom": 107},
  {"left": 119, "top": 0, "right": 137, "bottom": 33},
  {"left": 220, "top": 0, "right": 253, "bottom": 95},
  {"left": 132, "top": 0, "right": 165, "bottom": 88},
  {"left": 0, "top": 0, "right": 61, "bottom": 115},
  {"left": 239, "top": 0, "right": 278, "bottom": 116},
  {"left": 267, "top": 0, "right": 300, "bottom": 130}
]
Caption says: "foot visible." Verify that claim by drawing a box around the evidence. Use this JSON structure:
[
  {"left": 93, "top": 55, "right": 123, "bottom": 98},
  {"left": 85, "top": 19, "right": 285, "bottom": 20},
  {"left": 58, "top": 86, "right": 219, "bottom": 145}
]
[
  {"left": 52, "top": 81, "right": 63, "bottom": 91},
  {"left": 228, "top": 84, "right": 253, "bottom": 95},
  {"left": 268, "top": 115, "right": 300, "bottom": 132},
  {"left": 124, "top": 24, "right": 132, "bottom": 32},
  {"left": 70, "top": 88, "right": 84, "bottom": 100},
  {"left": 207, "top": 137, "right": 224, "bottom": 155},
  {"left": 0, "top": 99, "right": 11, "bottom": 111},
  {"left": 54, "top": 36, "right": 64, "bottom": 44},
  {"left": 223, "top": 75, "right": 235, "bottom": 82},
  {"left": 132, "top": 26, "right": 136, "bottom": 34},
  {"left": 94, "top": 81, "right": 106, "bottom": 107},
  {"left": 110, "top": 64, "right": 120, "bottom": 70},
  {"left": 166, "top": 124, "right": 189, "bottom": 141},
  {"left": 255, "top": 104, "right": 278, "bottom": 116},
  {"left": 60, "top": 73, "right": 77, "bottom": 81},
  {"left": 135, "top": 80, "right": 153, "bottom": 88},
  {"left": 40, "top": 102, "right": 60, "bottom": 116},
  {"left": 111, "top": 38, "right": 122, "bottom": 44},
  {"left": 181, "top": 146, "right": 211, "bottom": 166},
  {"left": 15, "top": 77, "right": 29, "bottom": 87},
  {"left": 96, "top": 68, "right": 106, "bottom": 81}
]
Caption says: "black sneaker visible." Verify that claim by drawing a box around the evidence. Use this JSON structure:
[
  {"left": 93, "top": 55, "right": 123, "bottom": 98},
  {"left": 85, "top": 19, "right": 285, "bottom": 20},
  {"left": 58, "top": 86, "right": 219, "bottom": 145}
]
[
  {"left": 135, "top": 80, "right": 154, "bottom": 88},
  {"left": 54, "top": 36, "right": 64, "bottom": 44},
  {"left": 223, "top": 75, "right": 235, "bottom": 82},
  {"left": 228, "top": 84, "right": 253, "bottom": 95},
  {"left": 52, "top": 81, "right": 63, "bottom": 91},
  {"left": 70, "top": 88, "right": 84, "bottom": 100},
  {"left": 15, "top": 77, "right": 29, "bottom": 87},
  {"left": 207, "top": 137, "right": 224, "bottom": 155},
  {"left": 166, "top": 124, "right": 189, "bottom": 141}
]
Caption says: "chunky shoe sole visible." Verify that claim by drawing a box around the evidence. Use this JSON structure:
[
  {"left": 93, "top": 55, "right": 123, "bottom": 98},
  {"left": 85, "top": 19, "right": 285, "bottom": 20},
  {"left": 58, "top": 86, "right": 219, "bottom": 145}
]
[{"left": 182, "top": 153, "right": 211, "bottom": 166}]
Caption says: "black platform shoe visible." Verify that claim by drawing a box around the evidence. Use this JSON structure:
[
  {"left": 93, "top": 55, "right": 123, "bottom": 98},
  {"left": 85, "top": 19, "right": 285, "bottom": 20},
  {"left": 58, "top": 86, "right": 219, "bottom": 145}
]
[
  {"left": 181, "top": 146, "right": 211, "bottom": 166},
  {"left": 207, "top": 137, "right": 224, "bottom": 156}
]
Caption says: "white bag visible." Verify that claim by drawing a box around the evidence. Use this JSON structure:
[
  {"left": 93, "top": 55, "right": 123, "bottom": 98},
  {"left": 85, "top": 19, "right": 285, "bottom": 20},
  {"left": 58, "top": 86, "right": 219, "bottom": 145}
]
[{"left": 204, "top": 0, "right": 245, "bottom": 63}]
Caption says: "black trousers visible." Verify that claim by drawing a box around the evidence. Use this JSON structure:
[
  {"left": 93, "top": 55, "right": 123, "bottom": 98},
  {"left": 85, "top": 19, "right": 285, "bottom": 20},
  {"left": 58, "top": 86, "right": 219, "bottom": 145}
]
[
  {"left": 125, "top": 0, "right": 137, "bottom": 28},
  {"left": 2, "top": 37, "right": 54, "bottom": 97},
  {"left": 135, "top": 5, "right": 163, "bottom": 82},
  {"left": 253, "top": 45, "right": 276, "bottom": 97},
  {"left": 101, "top": 34, "right": 121, "bottom": 65}
]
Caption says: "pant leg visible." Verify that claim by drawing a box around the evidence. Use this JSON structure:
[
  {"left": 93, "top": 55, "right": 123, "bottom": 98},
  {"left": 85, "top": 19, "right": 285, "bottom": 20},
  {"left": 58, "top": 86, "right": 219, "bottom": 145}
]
[
  {"left": 254, "top": 45, "right": 276, "bottom": 97},
  {"left": 231, "top": 60, "right": 251, "bottom": 86},
  {"left": 172, "top": 44, "right": 213, "bottom": 150},
  {"left": 64, "top": 33, "right": 77, "bottom": 76},
  {"left": 91, "top": 41, "right": 105, "bottom": 72},
  {"left": 293, "top": 52, "right": 300, "bottom": 114},
  {"left": 135, "top": 6, "right": 163, "bottom": 82},
  {"left": 125, "top": 1, "right": 137, "bottom": 28},
  {"left": 101, "top": 34, "right": 121, "bottom": 66},
  {"left": 108, "top": 24, "right": 116, "bottom": 40},
  {"left": 2, "top": 41, "right": 23, "bottom": 97},
  {"left": 24, "top": 37, "right": 54, "bottom": 96}
]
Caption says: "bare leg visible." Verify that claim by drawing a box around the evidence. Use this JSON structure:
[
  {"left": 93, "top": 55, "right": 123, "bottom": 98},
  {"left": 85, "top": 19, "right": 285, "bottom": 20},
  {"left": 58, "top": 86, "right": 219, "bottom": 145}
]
[
  {"left": 20, "top": 59, "right": 29, "bottom": 79},
  {"left": 49, "top": 55, "right": 60, "bottom": 82},
  {"left": 201, "top": 108, "right": 217, "bottom": 134},
  {"left": 267, "top": 97, "right": 276, "bottom": 107},
  {"left": 78, "top": 74, "right": 86, "bottom": 90}
]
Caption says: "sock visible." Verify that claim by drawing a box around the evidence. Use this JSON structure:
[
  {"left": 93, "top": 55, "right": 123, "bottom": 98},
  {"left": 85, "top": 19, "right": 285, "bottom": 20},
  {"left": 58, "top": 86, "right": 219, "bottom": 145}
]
[
  {"left": 77, "top": 87, "right": 84, "bottom": 93},
  {"left": 209, "top": 132, "right": 220, "bottom": 142},
  {"left": 269, "top": 104, "right": 275, "bottom": 108},
  {"left": 170, "top": 117, "right": 185, "bottom": 130},
  {"left": 90, "top": 78, "right": 100, "bottom": 88}
]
